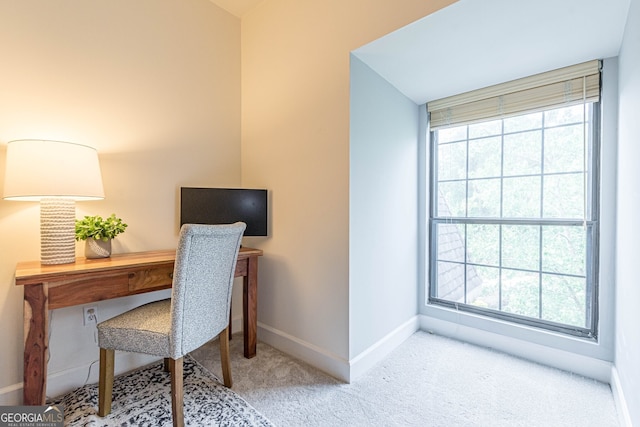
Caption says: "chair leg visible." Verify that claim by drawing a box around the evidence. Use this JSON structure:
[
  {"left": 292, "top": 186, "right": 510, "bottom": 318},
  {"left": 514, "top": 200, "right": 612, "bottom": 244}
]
[
  {"left": 98, "top": 348, "right": 115, "bottom": 417},
  {"left": 164, "top": 358, "right": 171, "bottom": 372},
  {"left": 169, "top": 357, "right": 184, "bottom": 427},
  {"left": 219, "top": 327, "right": 233, "bottom": 387}
]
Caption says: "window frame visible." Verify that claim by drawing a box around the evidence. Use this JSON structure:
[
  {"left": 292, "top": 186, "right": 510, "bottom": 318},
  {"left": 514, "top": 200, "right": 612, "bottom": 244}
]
[{"left": 428, "top": 102, "right": 601, "bottom": 339}]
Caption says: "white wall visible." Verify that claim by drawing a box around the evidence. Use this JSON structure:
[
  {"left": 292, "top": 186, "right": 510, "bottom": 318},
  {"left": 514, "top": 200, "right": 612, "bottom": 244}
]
[
  {"left": 348, "top": 56, "right": 420, "bottom": 375},
  {"left": 615, "top": 0, "right": 640, "bottom": 423},
  {"left": 240, "top": 0, "right": 456, "bottom": 380},
  {"left": 0, "top": 0, "right": 241, "bottom": 403}
]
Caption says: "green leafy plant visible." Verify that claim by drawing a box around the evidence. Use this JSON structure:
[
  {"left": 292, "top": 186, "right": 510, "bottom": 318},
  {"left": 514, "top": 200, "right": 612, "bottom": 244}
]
[{"left": 75, "top": 214, "right": 128, "bottom": 242}]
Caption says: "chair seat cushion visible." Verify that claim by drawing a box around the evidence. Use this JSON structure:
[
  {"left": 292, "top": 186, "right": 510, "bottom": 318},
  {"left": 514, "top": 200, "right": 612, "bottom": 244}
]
[{"left": 97, "top": 299, "right": 172, "bottom": 357}]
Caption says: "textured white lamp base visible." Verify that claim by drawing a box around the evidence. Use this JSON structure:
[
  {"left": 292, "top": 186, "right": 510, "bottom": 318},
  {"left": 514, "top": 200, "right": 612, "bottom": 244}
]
[{"left": 40, "top": 198, "right": 76, "bottom": 265}]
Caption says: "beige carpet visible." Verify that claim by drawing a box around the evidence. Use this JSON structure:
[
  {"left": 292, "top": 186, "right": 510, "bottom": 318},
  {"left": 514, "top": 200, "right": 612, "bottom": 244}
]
[{"left": 191, "top": 331, "right": 619, "bottom": 426}]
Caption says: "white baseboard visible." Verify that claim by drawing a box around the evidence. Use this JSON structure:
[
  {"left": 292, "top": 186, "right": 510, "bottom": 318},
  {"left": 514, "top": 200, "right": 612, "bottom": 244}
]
[
  {"left": 420, "top": 315, "right": 613, "bottom": 383},
  {"left": 611, "top": 366, "right": 633, "bottom": 427},
  {"left": 48, "top": 353, "right": 160, "bottom": 398},
  {"left": 0, "top": 352, "right": 159, "bottom": 406},
  {"left": 348, "top": 316, "right": 420, "bottom": 381},
  {"left": 258, "top": 316, "right": 419, "bottom": 383},
  {"left": 257, "top": 322, "right": 350, "bottom": 382},
  {"left": 0, "top": 382, "right": 23, "bottom": 406}
]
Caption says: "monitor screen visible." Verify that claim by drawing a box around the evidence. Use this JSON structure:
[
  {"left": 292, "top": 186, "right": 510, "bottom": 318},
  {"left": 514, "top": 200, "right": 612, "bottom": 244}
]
[{"left": 180, "top": 187, "right": 268, "bottom": 236}]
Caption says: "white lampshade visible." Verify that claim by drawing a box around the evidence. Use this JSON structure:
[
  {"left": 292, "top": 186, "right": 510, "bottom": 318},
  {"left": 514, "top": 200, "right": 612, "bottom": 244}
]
[
  {"left": 3, "top": 139, "right": 104, "bottom": 201},
  {"left": 3, "top": 140, "right": 105, "bottom": 264}
]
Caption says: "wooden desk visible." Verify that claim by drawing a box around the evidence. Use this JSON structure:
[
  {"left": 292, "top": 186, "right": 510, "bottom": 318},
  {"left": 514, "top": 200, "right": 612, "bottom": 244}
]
[{"left": 15, "top": 247, "right": 263, "bottom": 406}]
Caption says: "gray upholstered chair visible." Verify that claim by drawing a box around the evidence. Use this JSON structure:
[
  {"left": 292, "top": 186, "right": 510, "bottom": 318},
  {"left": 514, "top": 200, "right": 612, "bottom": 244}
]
[{"left": 96, "top": 222, "right": 246, "bottom": 427}]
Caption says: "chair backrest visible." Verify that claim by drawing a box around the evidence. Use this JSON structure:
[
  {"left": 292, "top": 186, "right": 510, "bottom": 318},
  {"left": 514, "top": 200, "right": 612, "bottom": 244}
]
[{"left": 169, "top": 222, "right": 246, "bottom": 358}]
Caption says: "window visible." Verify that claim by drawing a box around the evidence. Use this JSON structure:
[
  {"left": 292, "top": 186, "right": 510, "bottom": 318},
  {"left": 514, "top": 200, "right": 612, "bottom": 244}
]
[{"left": 427, "top": 61, "right": 600, "bottom": 338}]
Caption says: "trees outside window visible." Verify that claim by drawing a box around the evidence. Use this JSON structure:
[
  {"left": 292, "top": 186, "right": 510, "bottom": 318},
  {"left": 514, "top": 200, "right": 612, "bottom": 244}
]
[{"left": 430, "top": 103, "right": 598, "bottom": 337}]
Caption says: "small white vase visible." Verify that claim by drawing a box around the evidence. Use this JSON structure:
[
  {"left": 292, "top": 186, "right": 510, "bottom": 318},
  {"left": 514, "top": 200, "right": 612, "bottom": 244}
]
[{"left": 85, "top": 238, "right": 112, "bottom": 259}]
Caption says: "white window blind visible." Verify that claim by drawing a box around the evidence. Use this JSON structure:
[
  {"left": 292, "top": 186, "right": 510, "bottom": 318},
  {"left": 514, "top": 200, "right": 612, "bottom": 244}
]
[{"left": 427, "top": 60, "right": 601, "bottom": 130}]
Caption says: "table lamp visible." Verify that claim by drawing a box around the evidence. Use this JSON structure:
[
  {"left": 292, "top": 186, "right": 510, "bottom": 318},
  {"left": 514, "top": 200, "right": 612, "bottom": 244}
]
[{"left": 3, "top": 139, "right": 105, "bottom": 264}]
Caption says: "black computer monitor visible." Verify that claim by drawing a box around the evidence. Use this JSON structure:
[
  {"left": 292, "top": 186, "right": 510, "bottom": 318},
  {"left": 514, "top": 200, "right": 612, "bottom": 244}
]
[{"left": 180, "top": 187, "right": 268, "bottom": 236}]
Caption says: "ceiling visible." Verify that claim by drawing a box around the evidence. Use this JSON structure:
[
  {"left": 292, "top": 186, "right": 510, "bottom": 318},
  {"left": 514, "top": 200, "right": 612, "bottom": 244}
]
[
  {"left": 208, "top": 0, "right": 263, "bottom": 17},
  {"left": 209, "top": 0, "right": 630, "bottom": 104},
  {"left": 353, "top": 0, "right": 631, "bottom": 105}
]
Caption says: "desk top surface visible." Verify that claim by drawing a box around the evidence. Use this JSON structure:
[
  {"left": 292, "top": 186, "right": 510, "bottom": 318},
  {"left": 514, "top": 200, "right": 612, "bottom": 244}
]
[{"left": 15, "top": 247, "right": 262, "bottom": 285}]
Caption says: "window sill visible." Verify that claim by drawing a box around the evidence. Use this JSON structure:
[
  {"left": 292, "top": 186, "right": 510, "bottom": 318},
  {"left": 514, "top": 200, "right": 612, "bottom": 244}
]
[{"left": 420, "top": 303, "right": 612, "bottom": 381}]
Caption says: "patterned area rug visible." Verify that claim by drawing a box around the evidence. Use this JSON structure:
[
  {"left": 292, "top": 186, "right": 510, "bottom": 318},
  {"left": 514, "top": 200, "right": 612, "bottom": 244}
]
[{"left": 48, "top": 355, "right": 274, "bottom": 426}]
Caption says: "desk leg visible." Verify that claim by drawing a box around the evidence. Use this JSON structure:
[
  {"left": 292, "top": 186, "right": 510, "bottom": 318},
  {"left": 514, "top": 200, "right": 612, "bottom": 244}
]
[
  {"left": 23, "top": 283, "right": 48, "bottom": 405},
  {"left": 242, "top": 256, "right": 258, "bottom": 358}
]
